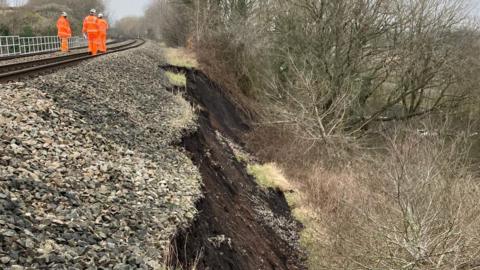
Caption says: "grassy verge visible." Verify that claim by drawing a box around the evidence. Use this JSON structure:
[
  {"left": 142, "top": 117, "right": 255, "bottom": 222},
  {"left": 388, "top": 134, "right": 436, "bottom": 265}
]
[
  {"left": 165, "top": 71, "right": 187, "bottom": 87},
  {"left": 162, "top": 47, "right": 198, "bottom": 87},
  {"left": 285, "top": 192, "right": 324, "bottom": 268},
  {"left": 247, "top": 162, "right": 322, "bottom": 268},
  {"left": 169, "top": 93, "right": 196, "bottom": 129},
  {"left": 247, "top": 163, "right": 292, "bottom": 192},
  {"left": 164, "top": 47, "right": 198, "bottom": 69}
]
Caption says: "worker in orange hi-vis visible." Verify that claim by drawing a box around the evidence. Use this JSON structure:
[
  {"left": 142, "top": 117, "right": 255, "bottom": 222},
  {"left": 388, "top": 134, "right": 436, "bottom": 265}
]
[
  {"left": 82, "top": 9, "right": 99, "bottom": 55},
  {"left": 96, "top": 13, "right": 109, "bottom": 53},
  {"left": 56, "top": 12, "right": 71, "bottom": 52}
]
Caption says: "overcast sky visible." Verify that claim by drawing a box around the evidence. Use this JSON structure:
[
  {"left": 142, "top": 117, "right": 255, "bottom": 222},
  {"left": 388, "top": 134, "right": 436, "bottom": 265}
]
[
  {"left": 5, "top": 0, "right": 480, "bottom": 20},
  {"left": 6, "top": 0, "right": 152, "bottom": 22},
  {"left": 106, "top": 0, "right": 151, "bottom": 22}
]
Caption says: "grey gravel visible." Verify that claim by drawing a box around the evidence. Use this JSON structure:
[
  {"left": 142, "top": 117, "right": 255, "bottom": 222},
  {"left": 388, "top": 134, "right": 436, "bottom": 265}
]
[{"left": 1, "top": 42, "right": 202, "bottom": 269}]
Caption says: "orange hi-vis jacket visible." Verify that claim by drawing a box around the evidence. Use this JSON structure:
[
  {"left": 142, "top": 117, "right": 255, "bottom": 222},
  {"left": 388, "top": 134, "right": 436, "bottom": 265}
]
[
  {"left": 97, "top": 19, "right": 109, "bottom": 34},
  {"left": 82, "top": 15, "right": 99, "bottom": 34},
  {"left": 57, "top": 16, "right": 72, "bottom": 38}
]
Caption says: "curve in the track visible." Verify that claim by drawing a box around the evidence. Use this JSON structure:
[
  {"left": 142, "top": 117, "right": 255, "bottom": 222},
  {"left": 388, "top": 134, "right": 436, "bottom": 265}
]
[
  {"left": 0, "top": 39, "right": 124, "bottom": 62},
  {"left": 0, "top": 39, "right": 145, "bottom": 81}
]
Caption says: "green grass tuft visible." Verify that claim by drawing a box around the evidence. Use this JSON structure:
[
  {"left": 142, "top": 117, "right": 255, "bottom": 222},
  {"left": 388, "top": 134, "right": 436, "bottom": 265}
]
[
  {"left": 248, "top": 162, "right": 323, "bottom": 268},
  {"left": 247, "top": 163, "right": 292, "bottom": 192},
  {"left": 165, "top": 71, "right": 187, "bottom": 87}
]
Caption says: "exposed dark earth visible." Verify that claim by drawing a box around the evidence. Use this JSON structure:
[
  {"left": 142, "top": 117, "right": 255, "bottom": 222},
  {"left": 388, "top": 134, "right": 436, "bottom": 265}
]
[{"left": 160, "top": 65, "right": 306, "bottom": 270}]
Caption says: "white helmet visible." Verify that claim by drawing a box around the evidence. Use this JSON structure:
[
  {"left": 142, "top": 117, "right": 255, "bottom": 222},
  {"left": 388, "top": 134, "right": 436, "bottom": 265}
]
[
  {"left": 98, "top": 13, "right": 104, "bottom": 18},
  {"left": 90, "top": 9, "right": 96, "bottom": 14},
  {"left": 61, "top": 11, "right": 67, "bottom": 17}
]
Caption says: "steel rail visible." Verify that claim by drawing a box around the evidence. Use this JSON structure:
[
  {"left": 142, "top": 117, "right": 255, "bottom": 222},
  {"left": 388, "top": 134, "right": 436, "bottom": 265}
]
[
  {"left": 0, "top": 39, "right": 123, "bottom": 61},
  {"left": 0, "top": 39, "right": 145, "bottom": 81},
  {"left": 0, "top": 40, "right": 135, "bottom": 74}
]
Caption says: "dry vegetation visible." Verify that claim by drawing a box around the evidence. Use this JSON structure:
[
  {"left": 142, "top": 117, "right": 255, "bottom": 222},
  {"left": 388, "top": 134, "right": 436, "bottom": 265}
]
[
  {"left": 139, "top": 0, "right": 480, "bottom": 268},
  {"left": 306, "top": 131, "right": 480, "bottom": 269},
  {"left": 162, "top": 47, "right": 198, "bottom": 87},
  {"left": 247, "top": 163, "right": 292, "bottom": 192},
  {"left": 248, "top": 122, "right": 480, "bottom": 269},
  {"left": 0, "top": 0, "right": 105, "bottom": 36},
  {"left": 163, "top": 47, "right": 198, "bottom": 69}
]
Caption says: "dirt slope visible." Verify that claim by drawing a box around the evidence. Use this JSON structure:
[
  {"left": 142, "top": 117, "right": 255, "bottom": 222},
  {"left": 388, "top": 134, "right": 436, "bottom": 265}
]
[{"left": 161, "top": 66, "right": 306, "bottom": 270}]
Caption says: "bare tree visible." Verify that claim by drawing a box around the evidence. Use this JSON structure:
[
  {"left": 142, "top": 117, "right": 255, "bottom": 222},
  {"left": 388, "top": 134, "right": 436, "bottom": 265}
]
[
  {"left": 113, "top": 16, "right": 145, "bottom": 38},
  {"left": 152, "top": 0, "right": 477, "bottom": 142},
  {"left": 147, "top": 1, "right": 480, "bottom": 268},
  {"left": 313, "top": 125, "right": 480, "bottom": 269},
  {"left": 260, "top": 0, "right": 477, "bottom": 142},
  {"left": 142, "top": 0, "right": 192, "bottom": 44}
]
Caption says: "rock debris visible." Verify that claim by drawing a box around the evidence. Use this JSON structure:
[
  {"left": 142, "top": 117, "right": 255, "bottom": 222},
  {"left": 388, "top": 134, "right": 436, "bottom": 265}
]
[{"left": 1, "top": 42, "right": 202, "bottom": 269}]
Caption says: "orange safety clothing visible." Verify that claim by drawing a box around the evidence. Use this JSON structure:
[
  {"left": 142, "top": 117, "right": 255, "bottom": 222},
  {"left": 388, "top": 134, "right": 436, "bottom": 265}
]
[
  {"left": 86, "top": 33, "right": 99, "bottom": 55},
  {"left": 83, "top": 15, "right": 99, "bottom": 34},
  {"left": 57, "top": 16, "right": 72, "bottom": 38},
  {"left": 83, "top": 15, "right": 99, "bottom": 55},
  {"left": 60, "top": 38, "right": 69, "bottom": 52},
  {"left": 97, "top": 18, "right": 109, "bottom": 53},
  {"left": 97, "top": 18, "right": 109, "bottom": 34},
  {"left": 57, "top": 16, "right": 71, "bottom": 53}
]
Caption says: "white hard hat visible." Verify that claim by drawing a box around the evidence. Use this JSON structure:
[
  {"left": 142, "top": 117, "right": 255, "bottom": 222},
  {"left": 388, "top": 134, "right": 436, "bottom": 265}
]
[
  {"left": 90, "top": 9, "right": 96, "bottom": 14},
  {"left": 61, "top": 12, "right": 67, "bottom": 17},
  {"left": 98, "top": 13, "right": 104, "bottom": 18}
]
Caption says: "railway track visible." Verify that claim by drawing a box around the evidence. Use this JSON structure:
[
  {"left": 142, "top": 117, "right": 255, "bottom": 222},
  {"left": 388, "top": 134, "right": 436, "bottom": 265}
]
[
  {"left": 0, "top": 39, "right": 123, "bottom": 62},
  {"left": 0, "top": 39, "right": 145, "bottom": 81}
]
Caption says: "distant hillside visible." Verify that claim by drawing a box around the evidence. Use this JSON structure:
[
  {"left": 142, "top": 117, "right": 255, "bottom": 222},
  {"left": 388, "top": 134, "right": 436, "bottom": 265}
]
[{"left": 0, "top": 0, "right": 105, "bottom": 36}]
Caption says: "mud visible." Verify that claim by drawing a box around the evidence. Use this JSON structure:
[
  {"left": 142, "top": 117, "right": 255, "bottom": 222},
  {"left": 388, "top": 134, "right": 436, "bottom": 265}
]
[{"left": 160, "top": 65, "right": 305, "bottom": 270}]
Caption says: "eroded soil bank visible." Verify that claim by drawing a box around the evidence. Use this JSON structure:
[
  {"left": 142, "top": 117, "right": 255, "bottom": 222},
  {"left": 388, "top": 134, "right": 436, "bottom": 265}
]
[{"left": 161, "top": 65, "right": 306, "bottom": 270}]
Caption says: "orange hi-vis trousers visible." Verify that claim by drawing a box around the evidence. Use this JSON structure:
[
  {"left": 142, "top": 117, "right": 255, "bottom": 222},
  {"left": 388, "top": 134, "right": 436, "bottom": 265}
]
[
  {"left": 60, "top": 38, "right": 69, "bottom": 52},
  {"left": 87, "top": 33, "right": 98, "bottom": 55},
  {"left": 98, "top": 33, "right": 107, "bottom": 53}
]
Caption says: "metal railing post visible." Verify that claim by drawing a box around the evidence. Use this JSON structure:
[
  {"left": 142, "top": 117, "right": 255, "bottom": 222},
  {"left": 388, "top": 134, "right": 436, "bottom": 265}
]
[{"left": 1, "top": 35, "right": 91, "bottom": 58}]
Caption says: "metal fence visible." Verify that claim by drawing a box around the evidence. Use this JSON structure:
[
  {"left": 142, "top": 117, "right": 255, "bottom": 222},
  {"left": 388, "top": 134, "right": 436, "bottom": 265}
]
[{"left": 0, "top": 36, "right": 88, "bottom": 57}]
